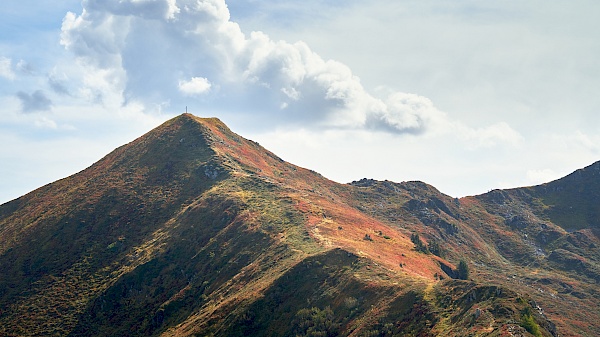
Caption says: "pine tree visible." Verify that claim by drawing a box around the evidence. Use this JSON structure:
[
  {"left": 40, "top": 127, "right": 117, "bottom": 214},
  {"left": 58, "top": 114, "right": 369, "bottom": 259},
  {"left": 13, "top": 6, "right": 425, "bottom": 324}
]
[
  {"left": 410, "top": 233, "right": 428, "bottom": 253},
  {"left": 427, "top": 239, "right": 444, "bottom": 257},
  {"left": 458, "top": 259, "right": 469, "bottom": 280}
]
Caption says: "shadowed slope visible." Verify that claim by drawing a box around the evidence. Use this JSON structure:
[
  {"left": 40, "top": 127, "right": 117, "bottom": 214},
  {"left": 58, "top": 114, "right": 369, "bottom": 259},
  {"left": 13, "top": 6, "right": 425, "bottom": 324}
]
[
  {"left": 523, "top": 161, "right": 600, "bottom": 231},
  {"left": 0, "top": 114, "right": 229, "bottom": 335}
]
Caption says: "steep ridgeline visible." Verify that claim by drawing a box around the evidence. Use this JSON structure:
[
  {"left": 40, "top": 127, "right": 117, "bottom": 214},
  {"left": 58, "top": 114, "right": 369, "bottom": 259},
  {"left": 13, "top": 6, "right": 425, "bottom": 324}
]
[{"left": 0, "top": 113, "right": 594, "bottom": 336}]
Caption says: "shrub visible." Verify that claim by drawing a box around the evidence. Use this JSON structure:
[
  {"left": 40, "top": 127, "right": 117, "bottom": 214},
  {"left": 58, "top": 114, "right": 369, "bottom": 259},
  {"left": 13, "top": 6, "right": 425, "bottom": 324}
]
[
  {"left": 293, "top": 306, "right": 338, "bottom": 337},
  {"left": 521, "top": 307, "right": 542, "bottom": 337}
]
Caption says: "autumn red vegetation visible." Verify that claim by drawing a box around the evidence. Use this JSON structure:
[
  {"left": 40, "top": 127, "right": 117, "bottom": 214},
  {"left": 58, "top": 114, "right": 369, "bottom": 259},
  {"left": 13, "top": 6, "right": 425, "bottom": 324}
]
[{"left": 1, "top": 113, "right": 598, "bottom": 336}]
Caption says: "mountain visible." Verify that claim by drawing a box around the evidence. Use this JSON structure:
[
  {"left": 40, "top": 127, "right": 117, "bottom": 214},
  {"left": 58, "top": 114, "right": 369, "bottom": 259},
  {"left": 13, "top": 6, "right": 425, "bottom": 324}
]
[{"left": 0, "top": 113, "right": 597, "bottom": 336}]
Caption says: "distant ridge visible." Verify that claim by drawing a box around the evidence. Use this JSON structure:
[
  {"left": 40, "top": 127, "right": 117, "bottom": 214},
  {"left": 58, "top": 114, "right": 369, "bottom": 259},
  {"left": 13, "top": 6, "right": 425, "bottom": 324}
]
[{"left": 476, "top": 160, "right": 600, "bottom": 232}]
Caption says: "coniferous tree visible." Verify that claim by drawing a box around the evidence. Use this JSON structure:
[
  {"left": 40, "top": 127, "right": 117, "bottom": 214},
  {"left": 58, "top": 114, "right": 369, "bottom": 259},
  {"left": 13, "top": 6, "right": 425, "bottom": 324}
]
[
  {"left": 427, "top": 239, "right": 444, "bottom": 257},
  {"left": 410, "top": 233, "right": 428, "bottom": 253},
  {"left": 458, "top": 259, "right": 469, "bottom": 280}
]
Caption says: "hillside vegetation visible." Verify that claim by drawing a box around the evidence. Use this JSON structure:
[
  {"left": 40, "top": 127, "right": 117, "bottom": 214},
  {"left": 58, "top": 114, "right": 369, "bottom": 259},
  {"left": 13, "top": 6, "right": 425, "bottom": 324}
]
[{"left": 1, "top": 113, "right": 598, "bottom": 336}]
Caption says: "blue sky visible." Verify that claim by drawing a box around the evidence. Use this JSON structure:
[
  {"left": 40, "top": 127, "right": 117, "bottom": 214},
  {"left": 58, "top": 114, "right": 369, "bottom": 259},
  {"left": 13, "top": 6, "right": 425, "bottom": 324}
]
[{"left": 1, "top": 0, "right": 600, "bottom": 204}]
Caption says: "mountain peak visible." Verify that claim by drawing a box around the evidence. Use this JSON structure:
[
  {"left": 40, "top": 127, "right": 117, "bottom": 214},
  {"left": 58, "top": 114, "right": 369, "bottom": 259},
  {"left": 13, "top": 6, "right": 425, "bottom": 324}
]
[
  {"left": 176, "top": 113, "right": 230, "bottom": 132},
  {"left": 0, "top": 113, "right": 596, "bottom": 336}
]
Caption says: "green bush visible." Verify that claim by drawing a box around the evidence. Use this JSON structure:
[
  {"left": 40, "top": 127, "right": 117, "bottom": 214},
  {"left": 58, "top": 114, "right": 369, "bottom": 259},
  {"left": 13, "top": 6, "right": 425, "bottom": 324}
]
[
  {"left": 293, "top": 306, "right": 339, "bottom": 337},
  {"left": 521, "top": 313, "right": 542, "bottom": 337}
]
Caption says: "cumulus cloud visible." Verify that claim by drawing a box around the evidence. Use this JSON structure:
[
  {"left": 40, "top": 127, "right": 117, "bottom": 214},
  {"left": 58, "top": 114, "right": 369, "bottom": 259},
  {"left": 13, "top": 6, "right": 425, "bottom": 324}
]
[
  {"left": 58, "top": 0, "right": 520, "bottom": 144},
  {"left": 85, "top": 0, "right": 181, "bottom": 20},
  {"left": 367, "top": 93, "right": 442, "bottom": 134},
  {"left": 57, "top": 0, "right": 422, "bottom": 131},
  {"left": 179, "top": 77, "right": 211, "bottom": 95},
  {"left": 16, "top": 90, "right": 53, "bottom": 113},
  {"left": 0, "top": 57, "right": 15, "bottom": 80}
]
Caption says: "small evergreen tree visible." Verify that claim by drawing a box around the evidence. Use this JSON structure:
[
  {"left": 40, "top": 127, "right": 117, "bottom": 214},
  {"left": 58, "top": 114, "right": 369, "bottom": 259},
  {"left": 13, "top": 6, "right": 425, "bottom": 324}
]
[
  {"left": 520, "top": 307, "right": 542, "bottom": 337},
  {"left": 427, "top": 239, "right": 444, "bottom": 257},
  {"left": 410, "top": 233, "right": 428, "bottom": 253},
  {"left": 457, "top": 259, "right": 469, "bottom": 280}
]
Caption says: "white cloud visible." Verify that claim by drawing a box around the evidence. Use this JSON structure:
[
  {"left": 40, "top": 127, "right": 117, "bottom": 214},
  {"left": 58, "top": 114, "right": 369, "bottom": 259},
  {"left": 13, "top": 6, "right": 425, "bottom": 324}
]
[
  {"left": 253, "top": 0, "right": 600, "bottom": 133},
  {"left": 368, "top": 93, "right": 440, "bottom": 134},
  {"left": 0, "top": 57, "right": 15, "bottom": 80},
  {"left": 178, "top": 77, "right": 212, "bottom": 95},
  {"left": 281, "top": 87, "right": 300, "bottom": 100},
  {"left": 55, "top": 0, "right": 520, "bottom": 142}
]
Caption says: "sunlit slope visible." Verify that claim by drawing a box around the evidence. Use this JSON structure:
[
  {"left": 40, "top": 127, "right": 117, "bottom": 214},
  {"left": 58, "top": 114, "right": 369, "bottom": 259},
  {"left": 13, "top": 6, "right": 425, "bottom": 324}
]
[{"left": 0, "top": 113, "right": 575, "bottom": 336}]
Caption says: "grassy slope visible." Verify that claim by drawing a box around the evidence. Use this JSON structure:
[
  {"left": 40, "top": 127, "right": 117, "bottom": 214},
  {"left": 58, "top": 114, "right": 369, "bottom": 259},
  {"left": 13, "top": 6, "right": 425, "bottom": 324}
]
[
  {"left": 344, "top": 180, "right": 565, "bottom": 336},
  {"left": 525, "top": 161, "right": 600, "bottom": 231},
  {"left": 0, "top": 115, "right": 224, "bottom": 335},
  {"left": 0, "top": 114, "right": 571, "bottom": 336},
  {"left": 472, "top": 178, "right": 600, "bottom": 336}
]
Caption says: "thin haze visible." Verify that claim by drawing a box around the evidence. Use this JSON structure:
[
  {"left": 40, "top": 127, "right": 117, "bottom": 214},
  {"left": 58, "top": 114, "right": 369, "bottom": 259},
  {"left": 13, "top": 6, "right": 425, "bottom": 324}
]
[{"left": 1, "top": 0, "right": 599, "bottom": 204}]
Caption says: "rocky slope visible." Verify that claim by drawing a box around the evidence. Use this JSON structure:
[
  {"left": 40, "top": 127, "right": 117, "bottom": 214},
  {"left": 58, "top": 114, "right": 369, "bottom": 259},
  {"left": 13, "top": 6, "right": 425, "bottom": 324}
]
[{"left": 0, "top": 113, "right": 597, "bottom": 336}]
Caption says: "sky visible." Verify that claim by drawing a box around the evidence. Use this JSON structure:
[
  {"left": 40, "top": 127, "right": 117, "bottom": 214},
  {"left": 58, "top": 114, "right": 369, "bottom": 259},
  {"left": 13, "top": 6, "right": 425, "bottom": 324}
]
[{"left": 1, "top": 0, "right": 600, "bottom": 204}]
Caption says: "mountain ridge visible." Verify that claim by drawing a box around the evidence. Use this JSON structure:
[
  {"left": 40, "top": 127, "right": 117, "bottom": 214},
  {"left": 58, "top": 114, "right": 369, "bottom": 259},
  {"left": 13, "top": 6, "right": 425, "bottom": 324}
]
[{"left": 1, "top": 113, "right": 598, "bottom": 336}]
